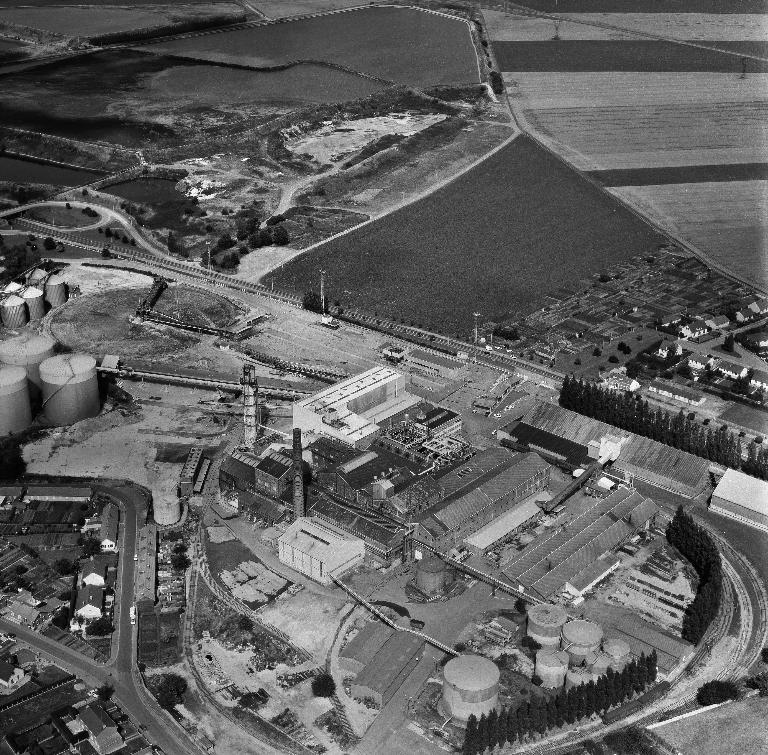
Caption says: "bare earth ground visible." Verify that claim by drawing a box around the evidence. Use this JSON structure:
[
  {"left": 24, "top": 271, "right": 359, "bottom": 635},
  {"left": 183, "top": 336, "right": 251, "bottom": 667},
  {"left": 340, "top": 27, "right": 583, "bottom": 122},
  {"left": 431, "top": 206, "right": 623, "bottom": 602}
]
[{"left": 483, "top": 11, "right": 768, "bottom": 41}]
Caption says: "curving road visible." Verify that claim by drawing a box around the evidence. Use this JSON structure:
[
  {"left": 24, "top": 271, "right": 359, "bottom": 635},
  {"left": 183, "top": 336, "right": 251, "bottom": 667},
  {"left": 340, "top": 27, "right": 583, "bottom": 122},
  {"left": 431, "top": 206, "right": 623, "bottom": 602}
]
[{"left": 0, "top": 482, "right": 203, "bottom": 755}]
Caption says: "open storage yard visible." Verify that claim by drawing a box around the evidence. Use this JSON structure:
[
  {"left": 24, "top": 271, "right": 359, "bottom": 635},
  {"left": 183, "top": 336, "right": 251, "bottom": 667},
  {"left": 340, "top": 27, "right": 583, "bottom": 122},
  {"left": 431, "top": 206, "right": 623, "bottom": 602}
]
[
  {"left": 143, "top": 6, "right": 480, "bottom": 88},
  {"left": 265, "top": 135, "right": 663, "bottom": 333}
]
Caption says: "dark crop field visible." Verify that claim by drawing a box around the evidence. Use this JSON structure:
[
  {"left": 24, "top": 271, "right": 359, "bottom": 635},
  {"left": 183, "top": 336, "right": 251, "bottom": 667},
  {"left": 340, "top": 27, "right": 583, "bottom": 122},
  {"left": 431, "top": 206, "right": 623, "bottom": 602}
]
[
  {"left": 494, "top": 41, "right": 768, "bottom": 72},
  {"left": 509, "top": 0, "right": 768, "bottom": 11},
  {"left": 264, "top": 136, "right": 664, "bottom": 334},
  {"left": 590, "top": 163, "right": 768, "bottom": 186},
  {"left": 147, "top": 6, "right": 479, "bottom": 88}
]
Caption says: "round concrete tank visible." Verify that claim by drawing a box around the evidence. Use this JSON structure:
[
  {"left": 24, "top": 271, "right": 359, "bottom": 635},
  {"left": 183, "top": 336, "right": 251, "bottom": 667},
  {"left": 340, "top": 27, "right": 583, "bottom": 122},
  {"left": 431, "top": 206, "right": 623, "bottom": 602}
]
[
  {"left": 44, "top": 274, "right": 68, "bottom": 308},
  {"left": 0, "top": 333, "right": 56, "bottom": 390},
  {"left": 39, "top": 353, "right": 100, "bottom": 426},
  {"left": 3, "top": 282, "right": 23, "bottom": 294},
  {"left": 416, "top": 555, "right": 452, "bottom": 596},
  {"left": 0, "top": 366, "right": 32, "bottom": 435},
  {"left": 534, "top": 649, "right": 568, "bottom": 689},
  {"left": 1, "top": 295, "right": 28, "bottom": 329},
  {"left": 153, "top": 497, "right": 181, "bottom": 526},
  {"left": 602, "top": 638, "right": 632, "bottom": 672},
  {"left": 527, "top": 603, "right": 568, "bottom": 648},
  {"left": 22, "top": 287, "right": 45, "bottom": 320},
  {"left": 27, "top": 269, "right": 48, "bottom": 285},
  {"left": 565, "top": 667, "right": 597, "bottom": 690},
  {"left": 590, "top": 651, "right": 613, "bottom": 676},
  {"left": 562, "top": 620, "right": 603, "bottom": 666},
  {"left": 442, "top": 654, "right": 499, "bottom": 726}
]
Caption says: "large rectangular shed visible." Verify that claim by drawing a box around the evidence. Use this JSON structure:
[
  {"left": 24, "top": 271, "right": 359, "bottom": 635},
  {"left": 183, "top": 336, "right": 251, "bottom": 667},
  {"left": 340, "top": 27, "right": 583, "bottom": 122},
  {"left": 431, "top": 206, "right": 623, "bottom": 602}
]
[
  {"left": 711, "top": 469, "right": 768, "bottom": 532},
  {"left": 339, "top": 620, "right": 394, "bottom": 675}
]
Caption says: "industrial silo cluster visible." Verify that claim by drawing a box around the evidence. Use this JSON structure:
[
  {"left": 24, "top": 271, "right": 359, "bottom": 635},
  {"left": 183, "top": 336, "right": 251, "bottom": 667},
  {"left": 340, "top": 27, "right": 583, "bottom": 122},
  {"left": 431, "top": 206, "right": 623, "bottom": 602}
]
[
  {"left": 1, "top": 269, "right": 69, "bottom": 328},
  {"left": 528, "top": 605, "right": 632, "bottom": 690},
  {"left": 0, "top": 333, "right": 100, "bottom": 432}
]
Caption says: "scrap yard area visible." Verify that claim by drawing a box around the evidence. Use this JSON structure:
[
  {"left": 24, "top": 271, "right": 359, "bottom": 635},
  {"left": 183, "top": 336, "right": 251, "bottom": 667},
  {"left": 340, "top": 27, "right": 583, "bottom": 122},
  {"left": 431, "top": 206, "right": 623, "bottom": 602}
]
[{"left": 0, "top": 3, "right": 767, "bottom": 755}]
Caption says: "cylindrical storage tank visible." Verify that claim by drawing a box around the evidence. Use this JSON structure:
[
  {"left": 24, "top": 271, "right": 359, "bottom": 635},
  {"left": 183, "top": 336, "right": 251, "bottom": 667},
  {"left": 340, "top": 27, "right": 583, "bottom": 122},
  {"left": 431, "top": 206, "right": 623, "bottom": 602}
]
[
  {"left": 0, "top": 366, "right": 32, "bottom": 435},
  {"left": 416, "top": 555, "right": 452, "bottom": 596},
  {"left": 0, "top": 333, "right": 56, "bottom": 390},
  {"left": 153, "top": 498, "right": 181, "bottom": 526},
  {"left": 527, "top": 603, "right": 568, "bottom": 648},
  {"left": 28, "top": 268, "right": 48, "bottom": 285},
  {"left": 442, "top": 655, "right": 499, "bottom": 726},
  {"left": 44, "top": 274, "right": 68, "bottom": 308},
  {"left": 1, "top": 295, "right": 28, "bottom": 328},
  {"left": 590, "top": 651, "right": 613, "bottom": 676},
  {"left": 602, "top": 638, "right": 632, "bottom": 672},
  {"left": 561, "top": 620, "right": 603, "bottom": 666},
  {"left": 3, "top": 281, "right": 23, "bottom": 294},
  {"left": 22, "top": 287, "right": 45, "bottom": 320},
  {"left": 534, "top": 649, "right": 568, "bottom": 689},
  {"left": 565, "top": 667, "right": 597, "bottom": 690},
  {"left": 39, "top": 353, "right": 100, "bottom": 426}
]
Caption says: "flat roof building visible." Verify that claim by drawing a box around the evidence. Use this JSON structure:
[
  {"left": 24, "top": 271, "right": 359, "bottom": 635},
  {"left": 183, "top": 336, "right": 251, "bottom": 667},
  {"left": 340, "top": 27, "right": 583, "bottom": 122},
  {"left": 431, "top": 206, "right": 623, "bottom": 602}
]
[
  {"left": 23, "top": 485, "right": 92, "bottom": 502},
  {"left": 293, "top": 367, "right": 420, "bottom": 448},
  {"left": 711, "top": 469, "right": 768, "bottom": 533},
  {"left": 405, "top": 348, "right": 464, "bottom": 380}
]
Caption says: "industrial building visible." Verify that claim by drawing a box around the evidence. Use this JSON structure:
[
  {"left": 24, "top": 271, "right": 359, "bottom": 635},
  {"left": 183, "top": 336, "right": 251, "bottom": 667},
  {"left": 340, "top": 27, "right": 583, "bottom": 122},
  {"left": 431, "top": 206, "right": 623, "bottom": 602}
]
[
  {"left": 350, "top": 630, "right": 423, "bottom": 707},
  {"left": 23, "top": 486, "right": 91, "bottom": 503},
  {"left": 647, "top": 379, "right": 705, "bottom": 406},
  {"left": 178, "top": 446, "right": 204, "bottom": 497},
  {"left": 413, "top": 449, "right": 551, "bottom": 552},
  {"left": 504, "top": 487, "right": 658, "bottom": 598},
  {"left": 564, "top": 555, "right": 621, "bottom": 598},
  {"left": 441, "top": 654, "right": 500, "bottom": 726},
  {"left": 503, "top": 402, "right": 709, "bottom": 498},
  {"left": 219, "top": 447, "right": 294, "bottom": 500},
  {"left": 277, "top": 516, "right": 365, "bottom": 585},
  {"left": 339, "top": 620, "right": 394, "bottom": 674},
  {"left": 710, "top": 469, "right": 768, "bottom": 532},
  {"left": 405, "top": 348, "right": 464, "bottom": 380},
  {"left": 292, "top": 367, "right": 420, "bottom": 448}
]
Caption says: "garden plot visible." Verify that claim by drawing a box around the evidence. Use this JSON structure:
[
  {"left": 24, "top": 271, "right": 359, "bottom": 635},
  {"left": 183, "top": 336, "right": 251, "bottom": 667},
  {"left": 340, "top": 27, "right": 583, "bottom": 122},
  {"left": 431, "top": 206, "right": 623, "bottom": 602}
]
[
  {"left": 484, "top": 11, "right": 768, "bottom": 41},
  {"left": 609, "top": 180, "right": 768, "bottom": 288},
  {"left": 286, "top": 113, "right": 447, "bottom": 166}
]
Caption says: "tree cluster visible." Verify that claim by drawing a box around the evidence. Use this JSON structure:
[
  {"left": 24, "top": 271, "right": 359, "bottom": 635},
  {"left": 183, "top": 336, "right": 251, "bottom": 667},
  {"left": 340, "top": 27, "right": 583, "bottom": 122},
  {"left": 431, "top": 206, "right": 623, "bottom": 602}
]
[
  {"left": 154, "top": 672, "right": 188, "bottom": 709},
  {"left": 560, "top": 376, "right": 760, "bottom": 476},
  {"left": 696, "top": 679, "right": 739, "bottom": 706},
  {"left": 86, "top": 617, "right": 114, "bottom": 636},
  {"left": 463, "top": 653, "right": 657, "bottom": 754},
  {"left": 311, "top": 672, "right": 336, "bottom": 698},
  {"left": 0, "top": 241, "right": 40, "bottom": 283},
  {"left": 666, "top": 506, "right": 723, "bottom": 644}
]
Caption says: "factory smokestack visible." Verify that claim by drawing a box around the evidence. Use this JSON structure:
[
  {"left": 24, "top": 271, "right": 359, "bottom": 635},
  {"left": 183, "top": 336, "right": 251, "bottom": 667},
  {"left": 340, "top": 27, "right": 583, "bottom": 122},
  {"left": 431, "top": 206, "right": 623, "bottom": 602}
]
[
  {"left": 241, "top": 364, "right": 259, "bottom": 447},
  {"left": 293, "top": 427, "right": 305, "bottom": 518}
]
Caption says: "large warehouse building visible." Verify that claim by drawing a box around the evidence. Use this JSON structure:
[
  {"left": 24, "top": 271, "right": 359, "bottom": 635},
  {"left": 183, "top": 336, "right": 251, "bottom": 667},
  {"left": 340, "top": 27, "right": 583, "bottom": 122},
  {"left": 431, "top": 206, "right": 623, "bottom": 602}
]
[
  {"left": 293, "top": 367, "right": 420, "bottom": 448},
  {"left": 413, "top": 449, "right": 551, "bottom": 552},
  {"left": 710, "top": 469, "right": 768, "bottom": 532},
  {"left": 502, "top": 402, "right": 709, "bottom": 498}
]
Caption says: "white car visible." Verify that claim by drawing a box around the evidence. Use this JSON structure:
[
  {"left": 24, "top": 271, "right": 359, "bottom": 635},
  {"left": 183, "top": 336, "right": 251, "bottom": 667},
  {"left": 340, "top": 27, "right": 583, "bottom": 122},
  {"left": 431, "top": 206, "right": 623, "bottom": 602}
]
[{"left": 129, "top": 605, "right": 136, "bottom": 625}]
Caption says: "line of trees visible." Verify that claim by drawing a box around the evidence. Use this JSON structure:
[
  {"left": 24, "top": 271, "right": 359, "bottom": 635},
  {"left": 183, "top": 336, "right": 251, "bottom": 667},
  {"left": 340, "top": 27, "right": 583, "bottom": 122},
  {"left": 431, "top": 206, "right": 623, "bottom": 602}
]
[
  {"left": 463, "top": 652, "right": 657, "bottom": 754},
  {"left": 560, "top": 376, "right": 768, "bottom": 480},
  {"left": 666, "top": 506, "right": 723, "bottom": 644}
]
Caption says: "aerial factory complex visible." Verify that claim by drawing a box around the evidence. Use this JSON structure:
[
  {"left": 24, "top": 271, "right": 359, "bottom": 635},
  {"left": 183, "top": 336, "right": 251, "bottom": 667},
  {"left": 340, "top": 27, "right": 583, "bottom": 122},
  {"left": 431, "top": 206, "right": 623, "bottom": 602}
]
[{"left": 0, "top": 2, "right": 767, "bottom": 755}]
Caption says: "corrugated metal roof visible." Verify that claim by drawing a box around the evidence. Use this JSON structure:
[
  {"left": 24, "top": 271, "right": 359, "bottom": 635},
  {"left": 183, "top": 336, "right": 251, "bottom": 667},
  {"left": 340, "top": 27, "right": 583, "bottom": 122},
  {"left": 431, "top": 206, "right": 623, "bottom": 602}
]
[
  {"left": 352, "top": 631, "right": 423, "bottom": 694},
  {"left": 713, "top": 469, "right": 768, "bottom": 516},
  {"left": 339, "top": 621, "right": 393, "bottom": 665}
]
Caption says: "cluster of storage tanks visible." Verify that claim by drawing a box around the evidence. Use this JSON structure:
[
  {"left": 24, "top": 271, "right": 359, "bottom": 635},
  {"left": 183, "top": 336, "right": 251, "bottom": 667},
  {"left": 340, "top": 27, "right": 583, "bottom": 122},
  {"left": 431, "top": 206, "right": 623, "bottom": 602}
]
[
  {"left": 0, "top": 333, "right": 100, "bottom": 434},
  {"left": 527, "top": 603, "right": 632, "bottom": 690},
  {"left": 1, "top": 270, "right": 68, "bottom": 328}
]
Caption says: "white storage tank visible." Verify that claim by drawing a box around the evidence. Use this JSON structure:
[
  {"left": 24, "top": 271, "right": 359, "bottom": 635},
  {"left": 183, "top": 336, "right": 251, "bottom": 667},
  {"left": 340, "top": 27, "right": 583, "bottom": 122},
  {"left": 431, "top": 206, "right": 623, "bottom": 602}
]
[
  {"left": 602, "top": 638, "right": 632, "bottom": 672},
  {"left": 441, "top": 654, "right": 499, "bottom": 726},
  {"left": 39, "top": 353, "right": 100, "bottom": 426},
  {"left": 22, "top": 286, "right": 45, "bottom": 320},
  {"left": 0, "top": 333, "right": 56, "bottom": 390},
  {"left": 562, "top": 620, "right": 603, "bottom": 666},
  {"left": 534, "top": 649, "right": 568, "bottom": 689},
  {"left": 1, "top": 295, "right": 28, "bottom": 328},
  {"left": 44, "top": 274, "right": 68, "bottom": 308},
  {"left": 27, "top": 268, "right": 48, "bottom": 286},
  {"left": 565, "top": 667, "right": 597, "bottom": 690},
  {"left": 3, "top": 282, "right": 23, "bottom": 294},
  {"left": 527, "top": 603, "right": 568, "bottom": 648},
  {"left": 154, "top": 498, "right": 182, "bottom": 527},
  {"left": 0, "top": 366, "right": 32, "bottom": 435}
]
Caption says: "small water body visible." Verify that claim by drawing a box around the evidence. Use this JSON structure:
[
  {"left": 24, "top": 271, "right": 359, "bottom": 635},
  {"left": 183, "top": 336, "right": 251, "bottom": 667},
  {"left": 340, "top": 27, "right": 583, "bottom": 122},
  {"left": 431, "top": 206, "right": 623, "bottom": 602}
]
[{"left": 0, "top": 155, "right": 104, "bottom": 186}]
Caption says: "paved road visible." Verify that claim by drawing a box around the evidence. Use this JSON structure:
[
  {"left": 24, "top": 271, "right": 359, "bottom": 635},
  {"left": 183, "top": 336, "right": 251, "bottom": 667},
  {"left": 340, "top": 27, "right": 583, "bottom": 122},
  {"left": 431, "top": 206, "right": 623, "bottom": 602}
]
[{"left": 1, "top": 482, "right": 202, "bottom": 755}]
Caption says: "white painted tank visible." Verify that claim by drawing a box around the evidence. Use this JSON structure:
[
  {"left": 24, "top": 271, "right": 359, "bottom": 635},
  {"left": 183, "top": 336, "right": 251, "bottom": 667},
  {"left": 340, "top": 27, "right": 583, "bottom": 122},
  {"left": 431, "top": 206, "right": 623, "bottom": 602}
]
[
  {"left": 44, "top": 274, "right": 68, "bottom": 308},
  {"left": 3, "top": 282, "right": 23, "bottom": 294},
  {"left": 1, "top": 295, "right": 28, "bottom": 328},
  {"left": 602, "top": 638, "right": 632, "bottom": 672},
  {"left": 154, "top": 497, "right": 181, "bottom": 526},
  {"left": 562, "top": 620, "right": 603, "bottom": 665},
  {"left": 0, "top": 333, "right": 56, "bottom": 389},
  {"left": 0, "top": 365, "right": 32, "bottom": 435},
  {"left": 441, "top": 654, "right": 499, "bottom": 726},
  {"left": 527, "top": 603, "right": 568, "bottom": 648},
  {"left": 534, "top": 649, "right": 568, "bottom": 689},
  {"left": 40, "top": 353, "right": 100, "bottom": 426},
  {"left": 22, "top": 286, "right": 45, "bottom": 320}
]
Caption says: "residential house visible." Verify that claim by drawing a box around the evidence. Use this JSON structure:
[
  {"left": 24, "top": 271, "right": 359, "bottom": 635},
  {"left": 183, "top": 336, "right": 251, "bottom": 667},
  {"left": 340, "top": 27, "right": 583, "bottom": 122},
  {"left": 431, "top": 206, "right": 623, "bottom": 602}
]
[
  {"left": 655, "top": 339, "right": 683, "bottom": 360},
  {"left": 602, "top": 369, "right": 640, "bottom": 393},
  {"left": 659, "top": 310, "right": 685, "bottom": 327},
  {"left": 704, "top": 315, "right": 730, "bottom": 330},
  {"left": 735, "top": 309, "right": 754, "bottom": 323},
  {"left": 678, "top": 319, "right": 708, "bottom": 339},
  {"left": 647, "top": 379, "right": 706, "bottom": 406},
  {"left": 0, "top": 661, "right": 25, "bottom": 693},
  {"left": 748, "top": 297, "right": 768, "bottom": 315},
  {"left": 73, "top": 585, "right": 103, "bottom": 623},
  {"left": 99, "top": 503, "right": 119, "bottom": 552},
  {"left": 78, "top": 703, "right": 124, "bottom": 754},
  {"left": 749, "top": 368, "right": 768, "bottom": 392},
  {"left": 81, "top": 559, "right": 107, "bottom": 588},
  {"left": 717, "top": 360, "right": 749, "bottom": 380}
]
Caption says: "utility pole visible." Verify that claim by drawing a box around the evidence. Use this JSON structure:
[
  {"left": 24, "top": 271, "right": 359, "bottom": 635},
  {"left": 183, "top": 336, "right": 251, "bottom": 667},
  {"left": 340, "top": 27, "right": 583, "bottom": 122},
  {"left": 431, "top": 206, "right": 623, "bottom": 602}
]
[
  {"left": 473, "top": 312, "right": 481, "bottom": 363},
  {"left": 320, "top": 268, "right": 326, "bottom": 314}
]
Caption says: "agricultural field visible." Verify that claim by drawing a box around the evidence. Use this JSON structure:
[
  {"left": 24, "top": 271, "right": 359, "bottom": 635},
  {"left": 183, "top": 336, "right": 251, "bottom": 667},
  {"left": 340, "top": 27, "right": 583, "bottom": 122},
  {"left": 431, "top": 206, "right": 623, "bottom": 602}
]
[
  {"left": 0, "top": 3, "right": 241, "bottom": 37},
  {"left": 589, "top": 163, "right": 768, "bottom": 186},
  {"left": 719, "top": 403, "right": 768, "bottom": 434},
  {"left": 264, "top": 136, "right": 663, "bottom": 334},
  {"left": 498, "top": 0, "right": 768, "bottom": 11},
  {"left": 144, "top": 6, "right": 480, "bottom": 88}
]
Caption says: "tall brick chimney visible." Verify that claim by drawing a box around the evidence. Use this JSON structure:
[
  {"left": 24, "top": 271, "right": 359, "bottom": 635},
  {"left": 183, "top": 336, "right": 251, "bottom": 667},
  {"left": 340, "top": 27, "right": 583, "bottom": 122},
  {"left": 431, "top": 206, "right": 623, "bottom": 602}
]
[{"left": 292, "top": 427, "right": 305, "bottom": 518}]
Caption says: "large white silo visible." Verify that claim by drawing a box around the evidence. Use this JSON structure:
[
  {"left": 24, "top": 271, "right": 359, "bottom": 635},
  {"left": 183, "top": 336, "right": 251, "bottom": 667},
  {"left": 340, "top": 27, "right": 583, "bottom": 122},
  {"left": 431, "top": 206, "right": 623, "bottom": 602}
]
[
  {"left": 1, "top": 295, "right": 28, "bottom": 329},
  {"left": 0, "top": 333, "right": 56, "bottom": 390},
  {"left": 0, "top": 365, "right": 32, "bottom": 435},
  {"left": 39, "top": 353, "right": 100, "bottom": 426},
  {"left": 22, "top": 286, "right": 45, "bottom": 320}
]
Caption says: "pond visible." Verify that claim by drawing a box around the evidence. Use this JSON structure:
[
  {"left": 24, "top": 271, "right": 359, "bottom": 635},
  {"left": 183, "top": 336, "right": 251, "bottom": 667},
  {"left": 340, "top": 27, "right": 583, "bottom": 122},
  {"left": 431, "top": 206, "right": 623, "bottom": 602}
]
[{"left": 0, "top": 155, "right": 104, "bottom": 186}]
